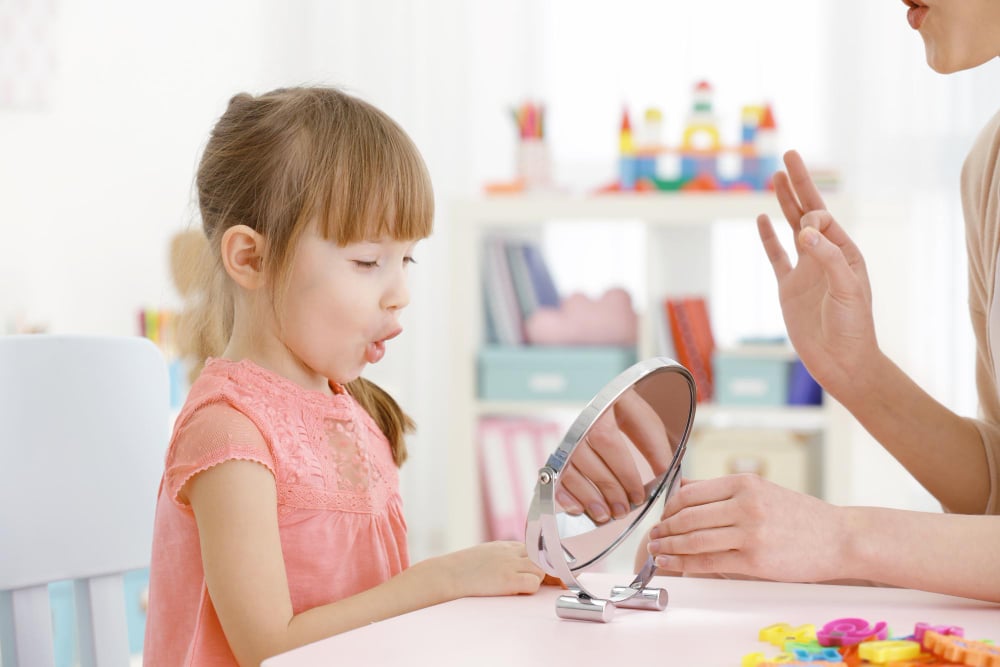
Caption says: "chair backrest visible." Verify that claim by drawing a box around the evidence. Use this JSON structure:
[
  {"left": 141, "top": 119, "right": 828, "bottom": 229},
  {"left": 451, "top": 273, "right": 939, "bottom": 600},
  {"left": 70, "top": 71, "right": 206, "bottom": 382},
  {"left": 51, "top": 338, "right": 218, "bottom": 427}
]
[{"left": 0, "top": 335, "right": 169, "bottom": 667}]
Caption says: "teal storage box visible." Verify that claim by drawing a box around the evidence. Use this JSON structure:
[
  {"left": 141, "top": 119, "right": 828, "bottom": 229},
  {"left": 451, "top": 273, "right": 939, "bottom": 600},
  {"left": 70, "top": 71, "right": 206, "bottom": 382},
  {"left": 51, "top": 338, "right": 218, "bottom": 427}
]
[
  {"left": 478, "top": 345, "right": 638, "bottom": 401},
  {"left": 714, "top": 346, "right": 794, "bottom": 406}
]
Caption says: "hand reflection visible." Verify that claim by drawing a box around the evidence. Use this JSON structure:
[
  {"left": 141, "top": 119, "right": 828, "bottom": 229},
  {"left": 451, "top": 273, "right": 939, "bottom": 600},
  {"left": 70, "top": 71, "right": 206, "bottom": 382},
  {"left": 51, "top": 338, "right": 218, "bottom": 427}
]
[{"left": 555, "top": 388, "right": 674, "bottom": 524}]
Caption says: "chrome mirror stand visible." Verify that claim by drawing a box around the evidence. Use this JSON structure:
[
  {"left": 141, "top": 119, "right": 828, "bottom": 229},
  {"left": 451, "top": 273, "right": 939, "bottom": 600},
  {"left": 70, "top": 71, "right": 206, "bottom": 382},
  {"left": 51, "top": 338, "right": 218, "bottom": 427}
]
[
  {"left": 555, "top": 580, "right": 668, "bottom": 622},
  {"left": 529, "top": 468, "right": 670, "bottom": 623}
]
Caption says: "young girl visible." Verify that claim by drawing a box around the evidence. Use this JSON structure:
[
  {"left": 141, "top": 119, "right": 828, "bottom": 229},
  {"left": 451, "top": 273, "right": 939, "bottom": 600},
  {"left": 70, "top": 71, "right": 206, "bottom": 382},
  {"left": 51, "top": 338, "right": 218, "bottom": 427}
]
[
  {"left": 643, "top": 0, "right": 1000, "bottom": 602},
  {"left": 143, "top": 87, "right": 543, "bottom": 666}
]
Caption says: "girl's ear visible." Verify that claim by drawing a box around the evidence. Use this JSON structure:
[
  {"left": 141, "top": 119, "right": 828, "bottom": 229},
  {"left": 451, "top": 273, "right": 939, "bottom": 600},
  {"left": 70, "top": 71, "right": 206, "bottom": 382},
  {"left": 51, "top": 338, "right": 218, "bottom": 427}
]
[{"left": 220, "top": 225, "right": 267, "bottom": 290}]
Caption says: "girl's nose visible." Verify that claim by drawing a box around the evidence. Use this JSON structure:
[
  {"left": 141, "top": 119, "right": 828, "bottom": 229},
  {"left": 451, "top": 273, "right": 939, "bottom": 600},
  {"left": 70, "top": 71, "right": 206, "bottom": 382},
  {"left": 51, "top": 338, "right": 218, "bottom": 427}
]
[{"left": 382, "top": 269, "right": 410, "bottom": 311}]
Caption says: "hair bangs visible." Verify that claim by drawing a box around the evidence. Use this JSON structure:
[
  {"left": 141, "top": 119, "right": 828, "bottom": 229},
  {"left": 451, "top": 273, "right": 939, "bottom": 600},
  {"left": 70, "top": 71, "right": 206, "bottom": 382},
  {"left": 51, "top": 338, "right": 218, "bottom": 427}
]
[{"left": 315, "top": 107, "right": 434, "bottom": 245}]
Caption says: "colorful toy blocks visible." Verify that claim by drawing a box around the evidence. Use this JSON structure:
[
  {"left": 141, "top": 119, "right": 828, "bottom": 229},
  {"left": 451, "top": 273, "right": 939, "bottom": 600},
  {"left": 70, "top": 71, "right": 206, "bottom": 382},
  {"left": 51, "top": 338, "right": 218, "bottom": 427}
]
[{"left": 748, "top": 620, "right": 997, "bottom": 667}]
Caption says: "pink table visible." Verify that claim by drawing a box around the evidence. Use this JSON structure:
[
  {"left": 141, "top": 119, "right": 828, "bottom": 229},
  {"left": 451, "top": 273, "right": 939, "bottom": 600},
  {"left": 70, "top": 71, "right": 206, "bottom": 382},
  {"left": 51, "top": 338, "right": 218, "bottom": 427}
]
[{"left": 262, "top": 573, "right": 999, "bottom": 666}]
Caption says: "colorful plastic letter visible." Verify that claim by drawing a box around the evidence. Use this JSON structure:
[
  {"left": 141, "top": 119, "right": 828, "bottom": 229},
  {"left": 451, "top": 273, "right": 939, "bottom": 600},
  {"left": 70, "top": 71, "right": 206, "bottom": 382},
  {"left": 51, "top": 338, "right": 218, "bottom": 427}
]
[
  {"left": 857, "top": 640, "right": 921, "bottom": 664},
  {"left": 818, "top": 618, "right": 888, "bottom": 647},
  {"left": 760, "top": 623, "right": 817, "bottom": 647}
]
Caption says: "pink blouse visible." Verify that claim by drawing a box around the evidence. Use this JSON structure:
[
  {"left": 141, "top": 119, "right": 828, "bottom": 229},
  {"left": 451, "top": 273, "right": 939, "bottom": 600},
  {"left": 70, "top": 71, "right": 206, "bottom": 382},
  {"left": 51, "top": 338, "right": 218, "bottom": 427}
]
[{"left": 143, "top": 358, "right": 409, "bottom": 665}]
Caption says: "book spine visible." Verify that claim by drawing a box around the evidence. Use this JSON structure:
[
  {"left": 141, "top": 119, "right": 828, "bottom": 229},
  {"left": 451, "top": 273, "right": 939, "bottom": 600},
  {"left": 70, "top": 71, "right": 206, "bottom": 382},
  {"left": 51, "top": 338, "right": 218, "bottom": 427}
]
[
  {"left": 482, "top": 237, "right": 524, "bottom": 345},
  {"left": 521, "top": 241, "right": 561, "bottom": 308},
  {"left": 667, "top": 298, "right": 712, "bottom": 402}
]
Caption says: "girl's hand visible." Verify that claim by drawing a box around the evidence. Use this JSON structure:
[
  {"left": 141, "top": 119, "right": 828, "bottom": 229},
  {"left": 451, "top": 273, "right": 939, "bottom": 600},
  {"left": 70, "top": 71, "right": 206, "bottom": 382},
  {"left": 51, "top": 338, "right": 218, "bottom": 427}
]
[
  {"left": 646, "top": 475, "right": 847, "bottom": 583},
  {"left": 758, "top": 150, "right": 878, "bottom": 395},
  {"left": 440, "top": 541, "right": 544, "bottom": 598}
]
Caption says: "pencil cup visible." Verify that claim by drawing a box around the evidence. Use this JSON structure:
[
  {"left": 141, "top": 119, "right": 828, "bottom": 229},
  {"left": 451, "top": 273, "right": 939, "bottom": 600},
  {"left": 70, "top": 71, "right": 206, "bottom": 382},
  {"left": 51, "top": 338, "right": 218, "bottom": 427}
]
[{"left": 517, "top": 138, "right": 552, "bottom": 191}]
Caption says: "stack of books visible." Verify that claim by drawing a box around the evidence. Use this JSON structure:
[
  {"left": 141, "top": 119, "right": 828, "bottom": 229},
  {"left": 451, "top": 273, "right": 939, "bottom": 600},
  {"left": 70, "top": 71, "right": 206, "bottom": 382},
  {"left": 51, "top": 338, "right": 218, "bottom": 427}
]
[{"left": 482, "top": 236, "right": 560, "bottom": 345}]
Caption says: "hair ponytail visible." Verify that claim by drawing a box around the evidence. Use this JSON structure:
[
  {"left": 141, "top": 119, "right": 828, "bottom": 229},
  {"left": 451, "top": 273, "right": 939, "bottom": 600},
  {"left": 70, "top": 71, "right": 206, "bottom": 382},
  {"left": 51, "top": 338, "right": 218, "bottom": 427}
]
[
  {"left": 345, "top": 377, "right": 412, "bottom": 466},
  {"left": 170, "top": 229, "right": 233, "bottom": 383}
]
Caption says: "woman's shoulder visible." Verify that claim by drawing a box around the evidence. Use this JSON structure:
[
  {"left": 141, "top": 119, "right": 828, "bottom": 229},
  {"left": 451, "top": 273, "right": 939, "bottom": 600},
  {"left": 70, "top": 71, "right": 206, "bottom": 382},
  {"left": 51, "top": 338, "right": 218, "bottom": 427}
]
[
  {"left": 961, "top": 109, "right": 1000, "bottom": 203},
  {"left": 967, "top": 109, "right": 1000, "bottom": 164}
]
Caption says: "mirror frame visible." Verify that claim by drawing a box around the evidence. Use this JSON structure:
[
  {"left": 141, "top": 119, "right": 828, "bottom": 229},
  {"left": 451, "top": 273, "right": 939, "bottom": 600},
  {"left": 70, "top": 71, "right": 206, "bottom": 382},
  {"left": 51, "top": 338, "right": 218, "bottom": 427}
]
[{"left": 524, "top": 357, "right": 696, "bottom": 621}]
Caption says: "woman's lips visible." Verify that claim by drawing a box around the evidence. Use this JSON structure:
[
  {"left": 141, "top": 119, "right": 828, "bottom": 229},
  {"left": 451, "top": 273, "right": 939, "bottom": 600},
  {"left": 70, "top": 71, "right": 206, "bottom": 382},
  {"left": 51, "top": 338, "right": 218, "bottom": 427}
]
[{"left": 907, "top": 4, "right": 928, "bottom": 29}]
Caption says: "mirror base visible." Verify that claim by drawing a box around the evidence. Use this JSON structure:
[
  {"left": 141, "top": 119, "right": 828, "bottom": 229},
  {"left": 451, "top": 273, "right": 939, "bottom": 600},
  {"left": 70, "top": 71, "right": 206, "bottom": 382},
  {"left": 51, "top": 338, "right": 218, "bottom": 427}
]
[
  {"left": 555, "top": 594, "right": 614, "bottom": 622},
  {"left": 555, "top": 585, "right": 668, "bottom": 622},
  {"left": 610, "top": 585, "right": 668, "bottom": 611}
]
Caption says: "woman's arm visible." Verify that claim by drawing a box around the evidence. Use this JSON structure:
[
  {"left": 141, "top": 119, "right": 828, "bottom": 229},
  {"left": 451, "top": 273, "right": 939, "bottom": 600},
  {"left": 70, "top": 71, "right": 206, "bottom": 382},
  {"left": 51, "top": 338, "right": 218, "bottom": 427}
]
[
  {"left": 644, "top": 474, "right": 1000, "bottom": 602},
  {"left": 188, "top": 460, "right": 543, "bottom": 666},
  {"left": 759, "top": 150, "right": 991, "bottom": 513},
  {"left": 829, "top": 349, "right": 989, "bottom": 514},
  {"left": 839, "top": 504, "right": 1000, "bottom": 600}
]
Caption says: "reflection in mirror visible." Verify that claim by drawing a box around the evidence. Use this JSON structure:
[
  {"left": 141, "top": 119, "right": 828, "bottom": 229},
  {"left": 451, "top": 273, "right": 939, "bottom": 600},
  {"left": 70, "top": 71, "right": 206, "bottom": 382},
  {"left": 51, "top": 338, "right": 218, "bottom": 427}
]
[{"left": 525, "top": 358, "right": 696, "bottom": 622}]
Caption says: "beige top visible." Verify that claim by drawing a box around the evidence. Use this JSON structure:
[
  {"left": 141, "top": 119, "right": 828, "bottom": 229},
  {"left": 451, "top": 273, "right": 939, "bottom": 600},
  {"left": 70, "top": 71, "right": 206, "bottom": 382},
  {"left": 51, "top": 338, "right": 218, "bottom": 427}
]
[{"left": 962, "top": 108, "right": 1000, "bottom": 515}]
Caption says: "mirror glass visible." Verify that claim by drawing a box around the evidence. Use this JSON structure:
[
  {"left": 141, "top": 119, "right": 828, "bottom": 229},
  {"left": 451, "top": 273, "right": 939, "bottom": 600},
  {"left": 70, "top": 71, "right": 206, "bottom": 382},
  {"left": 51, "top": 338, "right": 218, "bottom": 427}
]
[{"left": 526, "top": 358, "right": 696, "bottom": 601}]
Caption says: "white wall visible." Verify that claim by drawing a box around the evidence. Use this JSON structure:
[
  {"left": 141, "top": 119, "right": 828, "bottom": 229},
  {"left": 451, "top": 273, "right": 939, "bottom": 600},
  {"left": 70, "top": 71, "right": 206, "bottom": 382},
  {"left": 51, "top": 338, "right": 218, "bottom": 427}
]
[
  {"left": 2, "top": 0, "right": 997, "bottom": 557},
  {"left": 0, "top": 0, "right": 314, "bottom": 333}
]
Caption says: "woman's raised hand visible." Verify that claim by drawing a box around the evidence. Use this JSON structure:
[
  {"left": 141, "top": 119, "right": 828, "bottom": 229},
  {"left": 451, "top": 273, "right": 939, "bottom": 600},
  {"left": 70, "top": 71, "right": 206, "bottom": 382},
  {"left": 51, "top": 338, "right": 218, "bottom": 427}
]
[{"left": 757, "top": 150, "right": 879, "bottom": 395}]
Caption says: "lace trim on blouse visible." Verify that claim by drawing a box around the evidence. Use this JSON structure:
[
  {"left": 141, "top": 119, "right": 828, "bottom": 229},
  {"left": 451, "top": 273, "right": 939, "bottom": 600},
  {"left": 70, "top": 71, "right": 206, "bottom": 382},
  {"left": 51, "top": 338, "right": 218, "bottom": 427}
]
[{"left": 168, "top": 358, "right": 400, "bottom": 515}]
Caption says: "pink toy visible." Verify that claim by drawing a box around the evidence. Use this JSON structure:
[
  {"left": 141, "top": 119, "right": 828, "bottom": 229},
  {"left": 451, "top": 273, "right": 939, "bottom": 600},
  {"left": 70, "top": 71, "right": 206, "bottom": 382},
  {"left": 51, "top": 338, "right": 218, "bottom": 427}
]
[
  {"left": 525, "top": 288, "right": 637, "bottom": 346},
  {"left": 817, "top": 617, "right": 888, "bottom": 647}
]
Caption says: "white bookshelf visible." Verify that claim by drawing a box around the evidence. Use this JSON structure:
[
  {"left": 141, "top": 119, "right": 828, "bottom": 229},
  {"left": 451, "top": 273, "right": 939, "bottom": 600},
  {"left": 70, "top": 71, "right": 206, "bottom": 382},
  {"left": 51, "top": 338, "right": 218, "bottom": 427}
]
[{"left": 445, "top": 192, "right": 853, "bottom": 552}]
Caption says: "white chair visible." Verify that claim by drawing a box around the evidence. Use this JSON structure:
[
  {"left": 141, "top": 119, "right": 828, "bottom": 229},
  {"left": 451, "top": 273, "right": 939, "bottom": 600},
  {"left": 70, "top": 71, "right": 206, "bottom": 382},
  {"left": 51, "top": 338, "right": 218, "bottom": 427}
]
[{"left": 0, "top": 335, "right": 169, "bottom": 667}]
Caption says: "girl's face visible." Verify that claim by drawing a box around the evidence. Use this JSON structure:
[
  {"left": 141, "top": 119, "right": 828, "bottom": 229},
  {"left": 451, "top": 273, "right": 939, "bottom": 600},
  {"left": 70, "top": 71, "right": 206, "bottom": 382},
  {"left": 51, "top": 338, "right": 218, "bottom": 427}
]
[
  {"left": 277, "top": 222, "right": 418, "bottom": 387},
  {"left": 903, "top": 0, "right": 1000, "bottom": 73}
]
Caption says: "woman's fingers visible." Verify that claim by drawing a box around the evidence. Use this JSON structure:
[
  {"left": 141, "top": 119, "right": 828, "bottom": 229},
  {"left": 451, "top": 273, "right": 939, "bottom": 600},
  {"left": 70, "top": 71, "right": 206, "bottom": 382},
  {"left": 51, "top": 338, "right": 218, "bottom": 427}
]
[
  {"left": 652, "top": 550, "right": 745, "bottom": 575},
  {"left": 770, "top": 150, "right": 830, "bottom": 244},
  {"left": 757, "top": 214, "right": 793, "bottom": 280},
  {"left": 614, "top": 390, "right": 673, "bottom": 477},
  {"left": 585, "top": 412, "right": 646, "bottom": 507},
  {"left": 783, "top": 149, "right": 827, "bottom": 212},
  {"left": 557, "top": 452, "right": 629, "bottom": 523},
  {"left": 649, "top": 525, "right": 745, "bottom": 557},
  {"left": 773, "top": 169, "right": 804, "bottom": 233},
  {"left": 660, "top": 476, "right": 738, "bottom": 519},
  {"left": 760, "top": 206, "right": 866, "bottom": 304},
  {"left": 798, "top": 223, "right": 861, "bottom": 300},
  {"left": 652, "top": 496, "right": 739, "bottom": 540},
  {"left": 647, "top": 477, "right": 757, "bottom": 576},
  {"left": 800, "top": 209, "right": 865, "bottom": 269}
]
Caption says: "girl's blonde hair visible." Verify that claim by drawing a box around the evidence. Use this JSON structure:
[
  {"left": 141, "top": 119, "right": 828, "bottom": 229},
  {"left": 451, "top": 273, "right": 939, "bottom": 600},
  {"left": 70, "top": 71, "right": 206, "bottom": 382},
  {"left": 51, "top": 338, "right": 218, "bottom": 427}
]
[{"left": 174, "top": 86, "right": 434, "bottom": 466}]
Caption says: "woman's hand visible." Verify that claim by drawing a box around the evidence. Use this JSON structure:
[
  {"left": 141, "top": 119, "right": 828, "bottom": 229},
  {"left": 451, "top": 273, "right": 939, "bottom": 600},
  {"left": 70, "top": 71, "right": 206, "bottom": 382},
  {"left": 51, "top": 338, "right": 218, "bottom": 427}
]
[
  {"left": 646, "top": 475, "right": 847, "bottom": 583},
  {"left": 758, "top": 150, "right": 879, "bottom": 394},
  {"left": 556, "top": 390, "right": 675, "bottom": 524},
  {"left": 438, "top": 541, "right": 544, "bottom": 598},
  {"left": 556, "top": 408, "right": 644, "bottom": 523}
]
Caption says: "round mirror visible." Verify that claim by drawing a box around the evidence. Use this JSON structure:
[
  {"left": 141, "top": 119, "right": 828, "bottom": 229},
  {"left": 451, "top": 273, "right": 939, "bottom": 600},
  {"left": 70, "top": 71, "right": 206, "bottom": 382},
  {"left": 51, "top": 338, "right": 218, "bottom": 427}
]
[{"left": 524, "top": 357, "right": 696, "bottom": 622}]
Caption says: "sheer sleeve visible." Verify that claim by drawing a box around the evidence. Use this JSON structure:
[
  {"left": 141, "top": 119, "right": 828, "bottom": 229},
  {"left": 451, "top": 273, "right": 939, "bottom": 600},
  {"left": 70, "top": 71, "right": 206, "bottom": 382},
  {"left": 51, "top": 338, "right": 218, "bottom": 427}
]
[{"left": 165, "top": 402, "right": 275, "bottom": 508}]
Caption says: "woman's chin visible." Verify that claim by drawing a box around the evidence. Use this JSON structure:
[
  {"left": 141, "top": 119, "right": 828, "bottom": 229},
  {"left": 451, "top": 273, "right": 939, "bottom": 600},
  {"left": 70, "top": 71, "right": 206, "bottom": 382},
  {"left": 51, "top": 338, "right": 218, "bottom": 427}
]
[{"left": 925, "top": 45, "right": 996, "bottom": 74}]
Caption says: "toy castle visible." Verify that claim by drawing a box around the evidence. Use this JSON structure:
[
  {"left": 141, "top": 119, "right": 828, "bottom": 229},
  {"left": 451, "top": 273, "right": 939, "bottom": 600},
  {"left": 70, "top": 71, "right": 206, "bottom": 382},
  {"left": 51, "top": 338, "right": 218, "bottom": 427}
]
[{"left": 602, "top": 80, "right": 779, "bottom": 193}]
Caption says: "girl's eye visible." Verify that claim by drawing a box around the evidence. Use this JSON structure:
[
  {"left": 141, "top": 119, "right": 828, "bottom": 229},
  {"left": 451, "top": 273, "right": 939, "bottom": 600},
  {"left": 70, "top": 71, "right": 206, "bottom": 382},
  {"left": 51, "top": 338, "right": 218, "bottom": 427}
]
[
  {"left": 354, "top": 260, "right": 379, "bottom": 269},
  {"left": 404, "top": 256, "right": 417, "bottom": 265}
]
